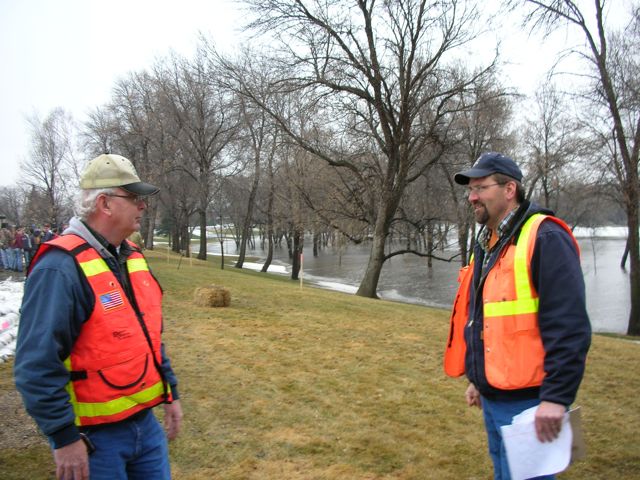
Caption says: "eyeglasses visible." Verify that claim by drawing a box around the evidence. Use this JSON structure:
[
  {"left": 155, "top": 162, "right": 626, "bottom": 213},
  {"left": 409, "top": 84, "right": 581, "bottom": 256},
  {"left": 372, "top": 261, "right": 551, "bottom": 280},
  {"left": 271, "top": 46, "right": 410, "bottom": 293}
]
[
  {"left": 466, "top": 183, "right": 505, "bottom": 195},
  {"left": 105, "top": 193, "right": 149, "bottom": 204}
]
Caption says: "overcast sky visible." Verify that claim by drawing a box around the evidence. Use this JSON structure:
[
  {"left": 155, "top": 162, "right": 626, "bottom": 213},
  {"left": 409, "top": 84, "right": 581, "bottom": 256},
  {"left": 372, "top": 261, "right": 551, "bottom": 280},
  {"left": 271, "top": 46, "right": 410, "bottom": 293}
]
[
  {"left": 0, "top": 0, "right": 245, "bottom": 187},
  {"left": 0, "top": 0, "right": 627, "bottom": 188}
]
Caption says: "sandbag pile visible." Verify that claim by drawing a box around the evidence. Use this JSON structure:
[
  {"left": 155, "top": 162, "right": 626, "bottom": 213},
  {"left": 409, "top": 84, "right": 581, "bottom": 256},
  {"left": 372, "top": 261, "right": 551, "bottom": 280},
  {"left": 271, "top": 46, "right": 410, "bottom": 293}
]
[{"left": 0, "top": 279, "right": 24, "bottom": 363}]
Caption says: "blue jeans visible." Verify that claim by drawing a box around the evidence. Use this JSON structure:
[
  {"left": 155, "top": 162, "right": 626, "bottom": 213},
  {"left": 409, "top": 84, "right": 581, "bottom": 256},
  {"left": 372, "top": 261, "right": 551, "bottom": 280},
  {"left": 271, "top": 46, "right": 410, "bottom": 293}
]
[
  {"left": 7, "top": 248, "right": 16, "bottom": 270},
  {"left": 14, "top": 248, "right": 23, "bottom": 271},
  {"left": 481, "top": 396, "right": 555, "bottom": 480},
  {"left": 8, "top": 248, "right": 23, "bottom": 271},
  {"left": 82, "top": 410, "right": 171, "bottom": 479}
]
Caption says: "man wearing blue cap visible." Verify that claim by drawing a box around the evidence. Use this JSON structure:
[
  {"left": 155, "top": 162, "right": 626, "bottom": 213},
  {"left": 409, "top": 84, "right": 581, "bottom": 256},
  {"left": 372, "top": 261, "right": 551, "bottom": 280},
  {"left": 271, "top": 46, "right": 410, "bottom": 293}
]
[{"left": 444, "top": 152, "right": 591, "bottom": 479}]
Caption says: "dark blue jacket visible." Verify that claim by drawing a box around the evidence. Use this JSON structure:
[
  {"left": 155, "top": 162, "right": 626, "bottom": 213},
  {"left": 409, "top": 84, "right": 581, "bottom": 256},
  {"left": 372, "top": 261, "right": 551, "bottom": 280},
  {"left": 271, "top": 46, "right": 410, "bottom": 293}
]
[
  {"left": 464, "top": 201, "right": 591, "bottom": 405},
  {"left": 14, "top": 220, "right": 179, "bottom": 449}
]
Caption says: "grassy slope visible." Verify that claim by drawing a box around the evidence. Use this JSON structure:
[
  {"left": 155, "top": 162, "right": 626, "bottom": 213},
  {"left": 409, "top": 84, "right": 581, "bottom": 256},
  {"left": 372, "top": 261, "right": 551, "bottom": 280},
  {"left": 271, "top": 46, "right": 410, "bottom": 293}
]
[{"left": 1, "top": 249, "right": 638, "bottom": 479}]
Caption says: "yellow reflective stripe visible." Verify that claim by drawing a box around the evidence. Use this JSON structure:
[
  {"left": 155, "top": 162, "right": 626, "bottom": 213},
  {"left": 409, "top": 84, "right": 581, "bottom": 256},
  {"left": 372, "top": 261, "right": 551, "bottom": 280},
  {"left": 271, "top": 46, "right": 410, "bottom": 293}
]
[
  {"left": 72, "top": 381, "right": 166, "bottom": 419},
  {"left": 514, "top": 214, "right": 542, "bottom": 299},
  {"left": 78, "top": 255, "right": 149, "bottom": 277},
  {"left": 484, "top": 214, "right": 545, "bottom": 318},
  {"left": 79, "top": 258, "right": 110, "bottom": 277},
  {"left": 63, "top": 357, "right": 83, "bottom": 426},
  {"left": 127, "top": 257, "right": 149, "bottom": 273},
  {"left": 484, "top": 297, "right": 539, "bottom": 317}
]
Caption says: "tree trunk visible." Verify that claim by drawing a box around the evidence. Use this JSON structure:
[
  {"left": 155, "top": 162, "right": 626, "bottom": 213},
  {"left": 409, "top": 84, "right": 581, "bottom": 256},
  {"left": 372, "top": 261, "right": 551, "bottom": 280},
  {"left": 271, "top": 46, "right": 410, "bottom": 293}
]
[
  {"left": 626, "top": 197, "right": 640, "bottom": 335},
  {"left": 261, "top": 155, "right": 275, "bottom": 273},
  {"left": 235, "top": 221, "right": 251, "bottom": 268},
  {"left": 197, "top": 210, "right": 207, "bottom": 261},
  {"left": 457, "top": 219, "right": 470, "bottom": 267},
  {"left": 356, "top": 199, "right": 396, "bottom": 298},
  {"left": 180, "top": 224, "right": 189, "bottom": 255},
  {"left": 235, "top": 162, "right": 261, "bottom": 269},
  {"left": 356, "top": 230, "right": 386, "bottom": 298},
  {"left": 143, "top": 201, "right": 157, "bottom": 250},
  {"left": 356, "top": 183, "right": 404, "bottom": 298},
  {"left": 620, "top": 236, "right": 629, "bottom": 269},
  {"left": 261, "top": 233, "right": 273, "bottom": 273},
  {"left": 426, "top": 222, "right": 433, "bottom": 268},
  {"left": 285, "top": 232, "right": 293, "bottom": 259},
  {"left": 219, "top": 239, "right": 225, "bottom": 270},
  {"left": 291, "top": 227, "right": 303, "bottom": 280},
  {"left": 313, "top": 231, "right": 320, "bottom": 257},
  {"left": 172, "top": 224, "right": 179, "bottom": 253}
]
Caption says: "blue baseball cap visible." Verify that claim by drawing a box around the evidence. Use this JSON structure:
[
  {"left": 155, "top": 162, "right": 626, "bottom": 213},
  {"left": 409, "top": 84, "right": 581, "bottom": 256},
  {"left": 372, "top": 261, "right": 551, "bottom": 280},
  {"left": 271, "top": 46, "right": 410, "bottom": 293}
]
[{"left": 454, "top": 152, "right": 523, "bottom": 185}]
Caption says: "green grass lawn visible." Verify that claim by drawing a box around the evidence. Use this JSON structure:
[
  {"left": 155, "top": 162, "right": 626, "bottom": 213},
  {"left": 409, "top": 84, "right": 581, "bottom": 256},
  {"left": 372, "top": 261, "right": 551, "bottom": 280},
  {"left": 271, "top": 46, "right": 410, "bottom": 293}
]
[{"left": 1, "top": 248, "right": 638, "bottom": 479}]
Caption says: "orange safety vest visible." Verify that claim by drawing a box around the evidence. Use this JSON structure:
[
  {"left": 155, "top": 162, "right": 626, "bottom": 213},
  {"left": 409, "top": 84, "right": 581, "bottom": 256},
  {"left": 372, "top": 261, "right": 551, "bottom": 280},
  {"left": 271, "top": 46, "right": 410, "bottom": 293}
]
[
  {"left": 30, "top": 234, "right": 172, "bottom": 426},
  {"left": 443, "top": 261, "right": 474, "bottom": 377},
  {"left": 444, "top": 214, "right": 579, "bottom": 390}
]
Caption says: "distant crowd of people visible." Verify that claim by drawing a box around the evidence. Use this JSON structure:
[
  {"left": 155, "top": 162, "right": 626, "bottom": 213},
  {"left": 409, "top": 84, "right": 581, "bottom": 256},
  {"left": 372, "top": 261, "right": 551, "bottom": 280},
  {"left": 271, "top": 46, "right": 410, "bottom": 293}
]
[{"left": 0, "top": 222, "right": 64, "bottom": 272}]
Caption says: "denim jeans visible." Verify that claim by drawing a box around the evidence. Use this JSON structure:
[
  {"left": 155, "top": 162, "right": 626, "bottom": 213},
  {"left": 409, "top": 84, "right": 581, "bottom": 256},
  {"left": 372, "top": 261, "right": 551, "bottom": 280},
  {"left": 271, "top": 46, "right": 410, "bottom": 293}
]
[
  {"left": 23, "top": 249, "right": 32, "bottom": 269},
  {"left": 14, "top": 248, "right": 24, "bottom": 271},
  {"left": 481, "top": 396, "right": 555, "bottom": 480},
  {"left": 82, "top": 410, "right": 171, "bottom": 479},
  {"left": 7, "top": 248, "right": 17, "bottom": 270}
]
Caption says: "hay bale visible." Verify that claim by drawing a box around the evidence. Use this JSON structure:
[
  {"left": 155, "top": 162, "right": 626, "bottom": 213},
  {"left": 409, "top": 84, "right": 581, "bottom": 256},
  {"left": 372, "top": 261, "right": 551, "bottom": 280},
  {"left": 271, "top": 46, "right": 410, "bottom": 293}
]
[{"left": 193, "top": 285, "right": 231, "bottom": 307}]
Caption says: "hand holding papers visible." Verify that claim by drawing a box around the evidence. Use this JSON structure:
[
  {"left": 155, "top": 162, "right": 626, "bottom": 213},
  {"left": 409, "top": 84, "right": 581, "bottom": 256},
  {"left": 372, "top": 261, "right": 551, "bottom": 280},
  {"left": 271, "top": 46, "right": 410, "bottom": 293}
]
[{"left": 500, "top": 406, "right": 576, "bottom": 480}]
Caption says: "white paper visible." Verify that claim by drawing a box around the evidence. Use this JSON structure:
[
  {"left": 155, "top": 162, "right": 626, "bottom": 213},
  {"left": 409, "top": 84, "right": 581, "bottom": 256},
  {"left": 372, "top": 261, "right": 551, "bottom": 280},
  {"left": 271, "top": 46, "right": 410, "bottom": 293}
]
[{"left": 501, "top": 406, "right": 573, "bottom": 480}]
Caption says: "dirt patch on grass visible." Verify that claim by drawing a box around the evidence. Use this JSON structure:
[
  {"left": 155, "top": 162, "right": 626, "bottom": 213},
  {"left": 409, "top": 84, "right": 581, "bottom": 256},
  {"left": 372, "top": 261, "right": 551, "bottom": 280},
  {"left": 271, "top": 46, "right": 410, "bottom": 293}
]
[{"left": 0, "top": 390, "right": 46, "bottom": 450}]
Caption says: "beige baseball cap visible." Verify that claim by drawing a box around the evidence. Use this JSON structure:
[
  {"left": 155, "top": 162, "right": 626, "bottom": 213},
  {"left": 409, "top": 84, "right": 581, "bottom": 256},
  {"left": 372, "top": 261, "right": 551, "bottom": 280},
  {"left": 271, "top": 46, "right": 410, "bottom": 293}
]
[{"left": 79, "top": 154, "right": 159, "bottom": 196}]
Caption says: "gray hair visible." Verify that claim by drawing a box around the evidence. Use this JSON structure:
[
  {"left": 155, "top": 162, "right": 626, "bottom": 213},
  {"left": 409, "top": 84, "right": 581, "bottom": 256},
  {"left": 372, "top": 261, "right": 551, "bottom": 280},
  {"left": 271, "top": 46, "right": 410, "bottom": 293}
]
[{"left": 74, "top": 188, "right": 117, "bottom": 221}]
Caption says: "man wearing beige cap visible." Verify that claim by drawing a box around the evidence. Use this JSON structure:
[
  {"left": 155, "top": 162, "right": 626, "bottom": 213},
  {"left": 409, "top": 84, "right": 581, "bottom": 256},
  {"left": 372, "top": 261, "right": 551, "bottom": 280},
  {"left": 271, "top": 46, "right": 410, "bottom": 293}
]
[{"left": 15, "top": 154, "right": 182, "bottom": 480}]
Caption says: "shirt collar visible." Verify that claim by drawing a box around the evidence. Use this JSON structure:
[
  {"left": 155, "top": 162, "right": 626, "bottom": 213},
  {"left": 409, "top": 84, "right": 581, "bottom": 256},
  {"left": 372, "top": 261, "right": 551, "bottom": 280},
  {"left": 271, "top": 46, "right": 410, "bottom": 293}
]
[
  {"left": 478, "top": 207, "right": 520, "bottom": 254},
  {"left": 80, "top": 220, "right": 130, "bottom": 258}
]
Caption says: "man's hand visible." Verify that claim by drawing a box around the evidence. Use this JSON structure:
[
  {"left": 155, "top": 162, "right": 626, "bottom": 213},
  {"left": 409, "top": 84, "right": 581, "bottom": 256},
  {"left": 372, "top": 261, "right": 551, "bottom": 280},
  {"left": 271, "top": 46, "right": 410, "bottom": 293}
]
[
  {"left": 535, "top": 400, "right": 566, "bottom": 442},
  {"left": 163, "top": 399, "right": 183, "bottom": 441},
  {"left": 465, "top": 383, "right": 482, "bottom": 408},
  {"left": 53, "top": 439, "right": 89, "bottom": 480}
]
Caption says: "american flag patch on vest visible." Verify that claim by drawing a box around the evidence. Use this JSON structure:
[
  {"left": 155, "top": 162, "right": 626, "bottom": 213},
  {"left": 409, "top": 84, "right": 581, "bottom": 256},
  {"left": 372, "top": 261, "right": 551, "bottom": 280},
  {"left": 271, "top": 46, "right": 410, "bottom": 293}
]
[{"left": 100, "top": 290, "right": 125, "bottom": 312}]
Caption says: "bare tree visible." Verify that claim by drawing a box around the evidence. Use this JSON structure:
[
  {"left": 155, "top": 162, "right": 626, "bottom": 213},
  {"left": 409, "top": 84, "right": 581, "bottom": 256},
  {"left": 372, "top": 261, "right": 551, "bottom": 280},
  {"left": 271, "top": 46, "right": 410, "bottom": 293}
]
[
  {"left": 82, "top": 107, "right": 115, "bottom": 155},
  {"left": 522, "top": 82, "right": 581, "bottom": 210},
  {"left": 83, "top": 71, "right": 168, "bottom": 248},
  {"left": 111, "top": 71, "right": 174, "bottom": 249},
  {"left": 159, "top": 147, "right": 200, "bottom": 255},
  {"left": 441, "top": 75, "right": 515, "bottom": 265},
  {"left": 259, "top": 128, "right": 280, "bottom": 273},
  {"left": 516, "top": 1, "right": 640, "bottom": 335},
  {"left": 22, "top": 108, "right": 76, "bottom": 227},
  {"left": 225, "top": 0, "right": 497, "bottom": 297},
  {"left": 156, "top": 49, "right": 238, "bottom": 260},
  {"left": 0, "top": 187, "right": 24, "bottom": 226},
  {"left": 278, "top": 143, "right": 314, "bottom": 280},
  {"left": 234, "top": 99, "right": 275, "bottom": 269}
]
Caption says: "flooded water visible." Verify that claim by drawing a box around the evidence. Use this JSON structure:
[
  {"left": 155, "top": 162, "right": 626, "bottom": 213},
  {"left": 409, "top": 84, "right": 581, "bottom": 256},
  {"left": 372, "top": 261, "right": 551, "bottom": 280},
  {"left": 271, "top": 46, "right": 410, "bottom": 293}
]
[
  {"left": 579, "top": 238, "right": 630, "bottom": 334},
  {"left": 208, "top": 235, "right": 631, "bottom": 334}
]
